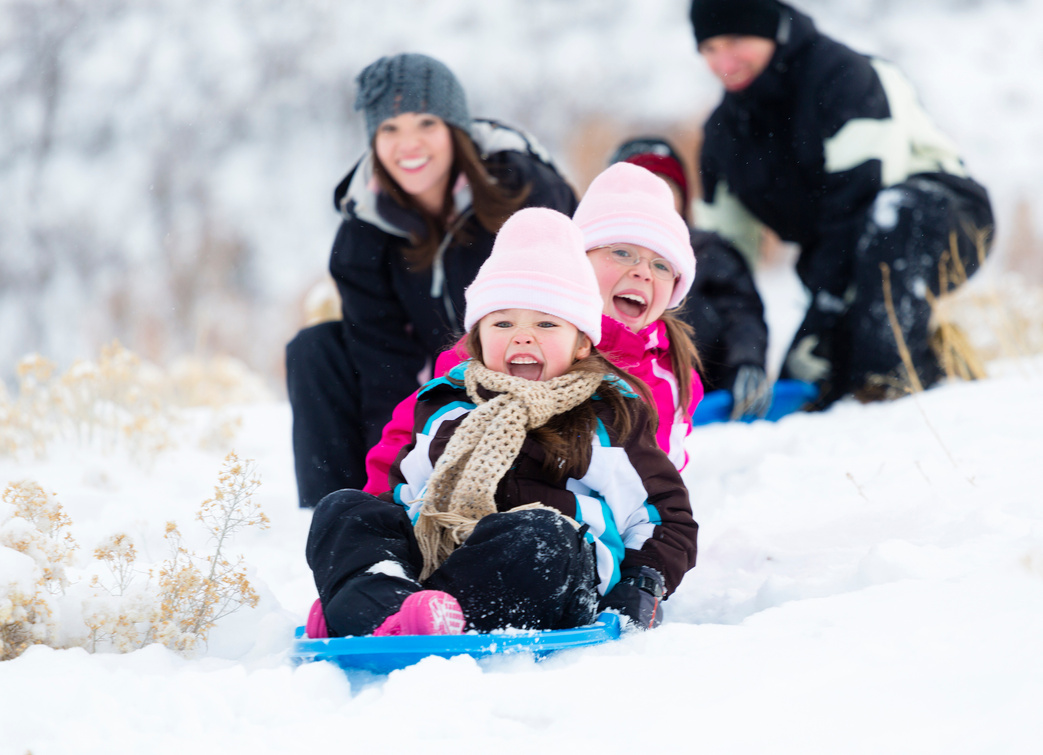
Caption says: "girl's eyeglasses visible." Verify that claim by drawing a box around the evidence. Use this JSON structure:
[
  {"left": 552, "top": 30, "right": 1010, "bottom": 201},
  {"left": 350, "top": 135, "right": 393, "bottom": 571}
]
[{"left": 589, "top": 246, "right": 678, "bottom": 281}]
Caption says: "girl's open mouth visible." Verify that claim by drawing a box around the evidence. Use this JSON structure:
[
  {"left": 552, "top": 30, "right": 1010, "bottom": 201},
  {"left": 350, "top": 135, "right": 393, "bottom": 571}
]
[
  {"left": 613, "top": 293, "right": 648, "bottom": 319},
  {"left": 508, "top": 356, "right": 543, "bottom": 381}
]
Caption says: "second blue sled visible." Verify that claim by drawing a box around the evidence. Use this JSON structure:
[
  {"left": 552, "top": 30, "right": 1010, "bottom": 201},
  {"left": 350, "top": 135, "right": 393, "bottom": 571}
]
[{"left": 692, "top": 378, "right": 818, "bottom": 427}]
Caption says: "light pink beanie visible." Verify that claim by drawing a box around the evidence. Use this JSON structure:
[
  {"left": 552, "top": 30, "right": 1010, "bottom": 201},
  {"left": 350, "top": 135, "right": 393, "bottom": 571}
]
[
  {"left": 573, "top": 162, "right": 695, "bottom": 309},
  {"left": 464, "top": 207, "right": 603, "bottom": 344}
]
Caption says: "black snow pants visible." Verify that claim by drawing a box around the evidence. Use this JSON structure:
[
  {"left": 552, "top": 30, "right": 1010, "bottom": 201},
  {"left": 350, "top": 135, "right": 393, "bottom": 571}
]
[
  {"left": 286, "top": 321, "right": 371, "bottom": 509},
  {"left": 306, "top": 489, "right": 599, "bottom": 637},
  {"left": 780, "top": 175, "right": 994, "bottom": 407}
]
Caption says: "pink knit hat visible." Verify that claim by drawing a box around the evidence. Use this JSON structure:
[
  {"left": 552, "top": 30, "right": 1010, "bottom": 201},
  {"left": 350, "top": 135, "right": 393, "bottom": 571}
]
[
  {"left": 464, "top": 207, "right": 603, "bottom": 344},
  {"left": 573, "top": 162, "right": 695, "bottom": 309}
]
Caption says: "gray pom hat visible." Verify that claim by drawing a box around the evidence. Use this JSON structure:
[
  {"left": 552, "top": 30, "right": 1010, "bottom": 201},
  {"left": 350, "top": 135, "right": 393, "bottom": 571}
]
[{"left": 354, "top": 53, "right": 471, "bottom": 142}]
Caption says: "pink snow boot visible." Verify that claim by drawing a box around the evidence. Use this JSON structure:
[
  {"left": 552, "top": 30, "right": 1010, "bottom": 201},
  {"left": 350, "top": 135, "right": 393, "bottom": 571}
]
[
  {"left": 306, "top": 598, "right": 329, "bottom": 639},
  {"left": 372, "top": 590, "right": 466, "bottom": 636}
]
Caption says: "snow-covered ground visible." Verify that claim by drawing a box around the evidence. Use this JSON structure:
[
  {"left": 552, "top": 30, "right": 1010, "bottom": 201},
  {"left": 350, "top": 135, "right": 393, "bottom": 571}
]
[
  {"left": 4, "top": 1, "right": 1043, "bottom": 752},
  {"left": 3, "top": 302, "right": 1043, "bottom": 754}
]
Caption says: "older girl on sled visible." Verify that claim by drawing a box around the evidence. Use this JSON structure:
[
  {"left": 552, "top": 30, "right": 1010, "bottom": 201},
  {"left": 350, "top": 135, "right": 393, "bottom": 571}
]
[
  {"left": 305, "top": 207, "right": 698, "bottom": 638},
  {"left": 363, "top": 161, "right": 707, "bottom": 498}
]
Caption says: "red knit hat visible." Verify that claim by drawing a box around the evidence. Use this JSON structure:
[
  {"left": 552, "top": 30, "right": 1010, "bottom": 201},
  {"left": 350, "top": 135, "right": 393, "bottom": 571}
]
[{"left": 608, "top": 137, "right": 690, "bottom": 210}]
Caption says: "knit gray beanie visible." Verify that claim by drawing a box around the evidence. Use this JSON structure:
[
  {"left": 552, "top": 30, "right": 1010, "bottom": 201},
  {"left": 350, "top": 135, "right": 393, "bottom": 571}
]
[{"left": 354, "top": 53, "right": 471, "bottom": 142}]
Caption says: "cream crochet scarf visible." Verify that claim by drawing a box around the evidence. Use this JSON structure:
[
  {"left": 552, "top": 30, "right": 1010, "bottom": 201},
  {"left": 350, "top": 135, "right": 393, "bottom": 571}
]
[{"left": 414, "top": 360, "right": 604, "bottom": 579}]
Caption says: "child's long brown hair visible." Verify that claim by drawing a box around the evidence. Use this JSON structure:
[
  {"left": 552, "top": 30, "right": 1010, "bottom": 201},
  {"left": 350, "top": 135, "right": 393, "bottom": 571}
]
[
  {"left": 463, "top": 329, "right": 656, "bottom": 481},
  {"left": 593, "top": 309, "right": 702, "bottom": 417},
  {"left": 372, "top": 125, "right": 531, "bottom": 270},
  {"left": 659, "top": 309, "right": 703, "bottom": 415}
]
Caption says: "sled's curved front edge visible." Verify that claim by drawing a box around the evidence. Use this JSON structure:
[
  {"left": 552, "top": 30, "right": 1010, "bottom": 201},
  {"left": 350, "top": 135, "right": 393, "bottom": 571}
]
[{"left": 290, "top": 611, "right": 622, "bottom": 674}]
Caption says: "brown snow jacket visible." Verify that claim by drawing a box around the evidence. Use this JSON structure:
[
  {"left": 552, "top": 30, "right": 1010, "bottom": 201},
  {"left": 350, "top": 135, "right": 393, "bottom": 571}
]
[{"left": 380, "top": 365, "right": 699, "bottom": 597}]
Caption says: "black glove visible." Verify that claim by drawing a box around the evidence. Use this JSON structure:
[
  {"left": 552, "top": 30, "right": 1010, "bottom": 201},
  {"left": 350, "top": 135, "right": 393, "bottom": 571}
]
[
  {"left": 730, "top": 364, "right": 771, "bottom": 420},
  {"left": 598, "top": 566, "right": 664, "bottom": 630}
]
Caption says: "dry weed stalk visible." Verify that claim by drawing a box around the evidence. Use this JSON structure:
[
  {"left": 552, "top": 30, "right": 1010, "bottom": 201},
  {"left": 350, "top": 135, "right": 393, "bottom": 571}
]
[
  {"left": 0, "top": 482, "right": 76, "bottom": 659},
  {"left": 879, "top": 262, "right": 925, "bottom": 394},
  {"left": 876, "top": 227, "right": 1003, "bottom": 397},
  {"left": 92, "top": 533, "right": 138, "bottom": 596},
  {"left": 0, "top": 589, "right": 51, "bottom": 661},
  {"left": 927, "top": 232, "right": 990, "bottom": 381},
  {"left": 56, "top": 341, "right": 174, "bottom": 460},
  {"left": 153, "top": 453, "right": 267, "bottom": 654},
  {"left": 169, "top": 355, "right": 272, "bottom": 408},
  {"left": 878, "top": 259, "right": 972, "bottom": 480},
  {"left": 934, "top": 281, "right": 1043, "bottom": 370},
  {"left": 928, "top": 227, "right": 1043, "bottom": 372},
  {"left": 0, "top": 340, "right": 267, "bottom": 463},
  {"left": 3, "top": 454, "right": 268, "bottom": 659},
  {"left": 86, "top": 533, "right": 158, "bottom": 652},
  {"left": 0, "top": 354, "right": 59, "bottom": 457},
  {"left": 0, "top": 341, "right": 175, "bottom": 462}
]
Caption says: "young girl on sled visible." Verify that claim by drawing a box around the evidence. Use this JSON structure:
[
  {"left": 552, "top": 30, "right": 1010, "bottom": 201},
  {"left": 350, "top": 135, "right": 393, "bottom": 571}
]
[
  {"left": 305, "top": 207, "right": 698, "bottom": 637},
  {"left": 362, "top": 161, "right": 705, "bottom": 495}
]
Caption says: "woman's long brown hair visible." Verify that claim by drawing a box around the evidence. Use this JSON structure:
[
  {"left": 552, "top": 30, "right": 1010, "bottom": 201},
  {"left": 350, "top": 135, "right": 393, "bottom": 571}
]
[
  {"left": 462, "top": 329, "right": 656, "bottom": 481},
  {"left": 371, "top": 125, "right": 531, "bottom": 270}
]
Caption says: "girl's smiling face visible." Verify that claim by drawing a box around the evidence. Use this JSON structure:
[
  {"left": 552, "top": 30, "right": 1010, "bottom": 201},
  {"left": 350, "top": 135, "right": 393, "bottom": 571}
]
[
  {"left": 374, "top": 112, "right": 454, "bottom": 214},
  {"left": 478, "top": 309, "right": 591, "bottom": 381},
  {"left": 587, "top": 243, "right": 677, "bottom": 333}
]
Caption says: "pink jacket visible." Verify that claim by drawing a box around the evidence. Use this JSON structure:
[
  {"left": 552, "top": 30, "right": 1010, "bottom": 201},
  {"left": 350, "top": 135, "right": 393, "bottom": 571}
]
[
  {"left": 597, "top": 315, "right": 701, "bottom": 470},
  {"left": 362, "top": 314, "right": 702, "bottom": 494}
]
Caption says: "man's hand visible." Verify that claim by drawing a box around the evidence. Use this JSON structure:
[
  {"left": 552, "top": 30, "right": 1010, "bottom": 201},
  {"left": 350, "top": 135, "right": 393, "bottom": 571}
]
[{"left": 730, "top": 364, "right": 771, "bottom": 420}]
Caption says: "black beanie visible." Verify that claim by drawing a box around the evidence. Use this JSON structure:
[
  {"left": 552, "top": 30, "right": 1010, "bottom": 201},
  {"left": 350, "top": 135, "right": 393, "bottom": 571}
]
[{"left": 689, "top": 0, "right": 781, "bottom": 44}]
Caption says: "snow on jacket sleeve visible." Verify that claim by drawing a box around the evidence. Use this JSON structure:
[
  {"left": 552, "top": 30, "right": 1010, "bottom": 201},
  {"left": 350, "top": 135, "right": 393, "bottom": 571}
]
[
  {"left": 570, "top": 400, "right": 698, "bottom": 597},
  {"left": 362, "top": 338, "right": 469, "bottom": 495}
]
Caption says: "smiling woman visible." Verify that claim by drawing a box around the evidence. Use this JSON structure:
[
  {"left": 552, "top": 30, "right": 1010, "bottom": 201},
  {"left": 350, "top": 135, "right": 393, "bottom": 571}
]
[
  {"left": 374, "top": 113, "right": 455, "bottom": 215},
  {"left": 284, "top": 53, "right": 579, "bottom": 509}
]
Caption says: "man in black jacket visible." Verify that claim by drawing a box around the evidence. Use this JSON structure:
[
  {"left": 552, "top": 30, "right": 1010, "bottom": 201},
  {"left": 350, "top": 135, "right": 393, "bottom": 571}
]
[{"left": 688, "top": 0, "right": 994, "bottom": 407}]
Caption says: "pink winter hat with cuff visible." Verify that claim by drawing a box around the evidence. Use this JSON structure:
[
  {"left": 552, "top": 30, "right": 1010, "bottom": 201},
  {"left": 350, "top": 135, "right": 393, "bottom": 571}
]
[
  {"left": 574, "top": 162, "right": 696, "bottom": 310},
  {"left": 464, "top": 207, "right": 603, "bottom": 345}
]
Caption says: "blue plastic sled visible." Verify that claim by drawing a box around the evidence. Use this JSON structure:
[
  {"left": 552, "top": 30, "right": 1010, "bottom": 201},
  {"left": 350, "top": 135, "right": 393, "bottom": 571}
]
[
  {"left": 289, "top": 612, "right": 622, "bottom": 674},
  {"left": 692, "top": 379, "right": 818, "bottom": 427}
]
